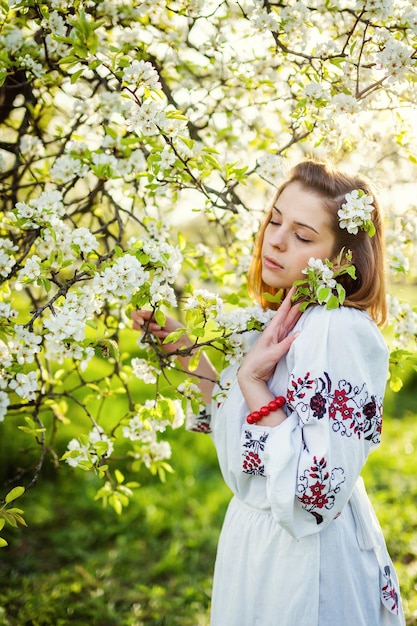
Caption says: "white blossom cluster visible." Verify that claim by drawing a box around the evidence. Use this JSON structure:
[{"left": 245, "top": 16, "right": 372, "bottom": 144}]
[
  {"left": 50, "top": 155, "right": 89, "bottom": 183},
  {"left": 375, "top": 35, "right": 415, "bottom": 81},
  {"left": 122, "top": 60, "right": 161, "bottom": 94},
  {"left": 302, "top": 258, "right": 337, "bottom": 294},
  {"left": 65, "top": 426, "right": 114, "bottom": 468},
  {"left": 0, "top": 325, "right": 42, "bottom": 412},
  {"left": 131, "top": 358, "right": 158, "bottom": 384},
  {"left": 13, "top": 190, "right": 65, "bottom": 229},
  {"left": 183, "top": 289, "right": 224, "bottom": 315},
  {"left": 0, "top": 238, "right": 18, "bottom": 278},
  {"left": 388, "top": 295, "right": 417, "bottom": 350},
  {"left": 177, "top": 380, "right": 204, "bottom": 408},
  {"left": 91, "top": 254, "right": 149, "bottom": 301},
  {"left": 0, "top": 391, "right": 10, "bottom": 422},
  {"left": 215, "top": 305, "right": 275, "bottom": 364},
  {"left": 257, "top": 154, "right": 287, "bottom": 185},
  {"left": 122, "top": 399, "right": 185, "bottom": 468},
  {"left": 338, "top": 190, "right": 375, "bottom": 235},
  {"left": 386, "top": 244, "right": 410, "bottom": 275},
  {"left": 126, "top": 98, "right": 188, "bottom": 138}
]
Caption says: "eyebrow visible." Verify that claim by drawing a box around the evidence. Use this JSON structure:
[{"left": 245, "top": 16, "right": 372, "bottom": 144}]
[{"left": 272, "top": 206, "right": 320, "bottom": 235}]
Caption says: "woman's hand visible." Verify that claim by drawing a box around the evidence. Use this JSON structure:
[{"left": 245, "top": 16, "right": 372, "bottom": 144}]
[
  {"left": 131, "top": 309, "right": 190, "bottom": 355},
  {"left": 237, "top": 287, "right": 302, "bottom": 425},
  {"left": 238, "top": 287, "right": 302, "bottom": 385},
  {"left": 131, "top": 309, "right": 217, "bottom": 404}
]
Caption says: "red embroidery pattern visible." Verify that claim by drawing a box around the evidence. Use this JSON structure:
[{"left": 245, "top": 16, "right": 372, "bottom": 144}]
[
  {"left": 297, "top": 456, "right": 345, "bottom": 524},
  {"left": 188, "top": 409, "right": 211, "bottom": 433},
  {"left": 242, "top": 429, "right": 269, "bottom": 476},
  {"left": 381, "top": 565, "right": 400, "bottom": 614},
  {"left": 287, "top": 371, "right": 382, "bottom": 444}
]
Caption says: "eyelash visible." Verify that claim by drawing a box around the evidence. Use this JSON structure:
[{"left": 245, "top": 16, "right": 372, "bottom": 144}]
[{"left": 269, "top": 220, "right": 312, "bottom": 243}]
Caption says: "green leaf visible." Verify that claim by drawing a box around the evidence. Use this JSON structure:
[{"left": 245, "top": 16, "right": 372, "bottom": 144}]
[
  {"left": 115, "top": 469, "right": 124, "bottom": 484},
  {"left": 317, "top": 286, "right": 330, "bottom": 302},
  {"left": 325, "top": 295, "right": 339, "bottom": 309},
  {"left": 155, "top": 310, "right": 166, "bottom": 327},
  {"left": 163, "top": 328, "right": 186, "bottom": 344},
  {"left": 262, "top": 290, "right": 284, "bottom": 304},
  {"left": 5, "top": 486, "right": 25, "bottom": 504}
]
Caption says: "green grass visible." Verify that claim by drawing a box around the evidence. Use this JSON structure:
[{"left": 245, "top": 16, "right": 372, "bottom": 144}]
[{"left": 0, "top": 382, "right": 416, "bottom": 625}]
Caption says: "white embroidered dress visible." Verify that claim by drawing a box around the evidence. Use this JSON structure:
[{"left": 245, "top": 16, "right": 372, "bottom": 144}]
[{"left": 195, "top": 305, "right": 405, "bottom": 626}]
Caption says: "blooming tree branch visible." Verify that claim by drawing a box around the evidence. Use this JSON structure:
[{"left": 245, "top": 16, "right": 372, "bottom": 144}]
[{"left": 0, "top": 0, "right": 416, "bottom": 538}]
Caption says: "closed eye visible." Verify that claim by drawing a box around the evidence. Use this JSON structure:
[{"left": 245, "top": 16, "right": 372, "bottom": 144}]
[{"left": 295, "top": 233, "right": 312, "bottom": 243}]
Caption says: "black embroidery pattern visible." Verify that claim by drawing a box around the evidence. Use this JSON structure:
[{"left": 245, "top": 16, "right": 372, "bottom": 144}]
[
  {"left": 242, "top": 429, "right": 269, "bottom": 476},
  {"left": 287, "top": 370, "right": 382, "bottom": 444},
  {"left": 297, "top": 456, "right": 345, "bottom": 524}
]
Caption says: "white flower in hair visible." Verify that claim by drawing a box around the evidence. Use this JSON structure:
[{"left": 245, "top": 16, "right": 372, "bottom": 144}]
[{"left": 338, "top": 189, "right": 375, "bottom": 236}]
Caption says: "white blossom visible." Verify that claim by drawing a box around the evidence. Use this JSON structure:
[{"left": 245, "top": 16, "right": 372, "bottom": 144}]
[
  {"left": 338, "top": 189, "right": 374, "bottom": 235},
  {"left": 184, "top": 289, "right": 224, "bottom": 315},
  {"left": 149, "top": 279, "right": 177, "bottom": 306},
  {"left": 45, "top": 11, "right": 68, "bottom": 36},
  {"left": 304, "top": 258, "right": 336, "bottom": 288},
  {"left": 65, "top": 426, "right": 114, "bottom": 468},
  {"left": 14, "top": 190, "right": 65, "bottom": 228},
  {"left": 304, "top": 82, "right": 331, "bottom": 102},
  {"left": 0, "top": 302, "right": 18, "bottom": 319},
  {"left": 257, "top": 154, "right": 287, "bottom": 185},
  {"left": 131, "top": 358, "right": 158, "bottom": 384},
  {"left": 17, "top": 255, "right": 42, "bottom": 282},
  {"left": 17, "top": 54, "right": 44, "bottom": 78},
  {"left": 0, "top": 391, "right": 10, "bottom": 422},
  {"left": 72, "top": 227, "right": 98, "bottom": 253},
  {"left": 0, "top": 249, "right": 17, "bottom": 278},
  {"left": 91, "top": 254, "right": 149, "bottom": 300},
  {"left": 126, "top": 99, "right": 165, "bottom": 136},
  {"left": 8, "top": 370, "right": 39, "bottom": 400},
  {"left": 376, "top": 36, "right": 414, "bottom": 81},
  {"left": 35, "top": 219, "right": 74, "bottom": 262},
  {"left": 13, "top": 326, "right": 42, "bottom": 364},
  {"left": 0, "top": 341, "right": 12, "bottom": 368},
  {"left": 50, "top": 155, "right": 87, "bottom": 183},
  {"left": 330, "top": 93, "right": 358, "bottom": 116},
  {"left": 19, "top": 134, "right": 44, "bottom": 158},
  {"left": 122, "top": 60, "right": 161, "bottom": 93}
]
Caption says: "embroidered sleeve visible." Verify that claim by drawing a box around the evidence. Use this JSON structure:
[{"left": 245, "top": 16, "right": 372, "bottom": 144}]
[
  {"left": 186, "top": 406, "right": 212, "bottom": 433},
  {"left": 241, "top": 426, "right": 270, "bottom": 476},
  {"left": 263, "top": 307, "right": 389, "bottom": 539}
]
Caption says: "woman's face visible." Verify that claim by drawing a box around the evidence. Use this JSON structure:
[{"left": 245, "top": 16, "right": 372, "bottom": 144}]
[{"left": 261, "top": 181, "right": 336, "bottom": 290}]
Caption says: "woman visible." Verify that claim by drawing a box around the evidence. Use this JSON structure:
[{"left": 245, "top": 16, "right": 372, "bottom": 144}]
[{"left": 132, "top": 160, "right": 405, "bottom": 625}]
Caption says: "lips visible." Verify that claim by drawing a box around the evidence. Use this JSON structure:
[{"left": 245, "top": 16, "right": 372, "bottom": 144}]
[{"left": 263, "top": 255, "right": 283, "bottom": 270}]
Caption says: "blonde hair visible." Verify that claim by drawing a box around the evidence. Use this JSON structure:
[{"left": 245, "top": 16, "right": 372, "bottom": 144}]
[{"left": 247, "top": 159, "right": 387, "bottom": 326}]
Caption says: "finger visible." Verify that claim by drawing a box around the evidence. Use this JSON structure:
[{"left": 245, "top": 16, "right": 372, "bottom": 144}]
[
  {"left": 284, "top": 301, "right": 303, "bottom": 329},
  {"left": 131, "top": 309, "right": 154, "bottom": 322},
  {"left": 269, "top": 330, "right": 300, "bottom": 361},
  {"left": 265, "top": 291, "right": 301, "bottom": 342},
  {"left": 132, "top": 317, "right": 145, "bottom": 330}
]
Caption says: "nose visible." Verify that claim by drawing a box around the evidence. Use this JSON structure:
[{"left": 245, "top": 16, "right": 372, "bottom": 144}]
[{"left": 269, "top": 227, "right": 287, "bottom": 251}]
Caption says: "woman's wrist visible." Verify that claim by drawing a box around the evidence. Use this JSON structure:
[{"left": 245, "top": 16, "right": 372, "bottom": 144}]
[{"left": 238, "top": 377, "right": 288, "bottom": 427}]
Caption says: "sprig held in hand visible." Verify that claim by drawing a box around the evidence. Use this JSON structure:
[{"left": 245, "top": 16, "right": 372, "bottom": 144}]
[{"left": 292, "top": 250, "right": 356, "bottom": 312}]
